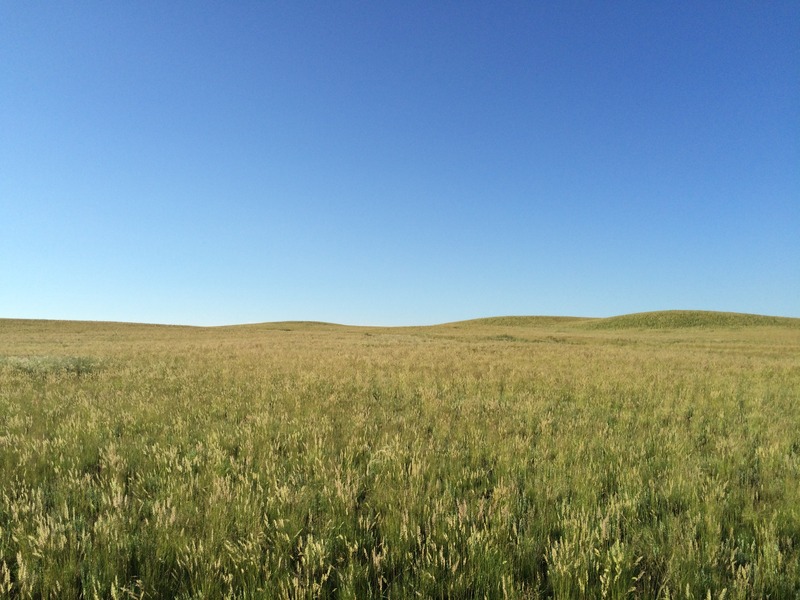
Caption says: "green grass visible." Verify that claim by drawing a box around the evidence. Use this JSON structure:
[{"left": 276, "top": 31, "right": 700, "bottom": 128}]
[
  {"left": 585, "top": 310, "right": 800, "bottom": 330},
  {"left": 0, "top": 355, "right": 100, "bottom": 377},
  {"left": 1, "top": 313, "right": 799, "bottom": 598}
]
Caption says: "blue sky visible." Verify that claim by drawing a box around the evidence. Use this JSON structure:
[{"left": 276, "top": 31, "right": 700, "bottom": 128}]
[{"left": 2, "top": 2, "right": 798, "bottom": 325}]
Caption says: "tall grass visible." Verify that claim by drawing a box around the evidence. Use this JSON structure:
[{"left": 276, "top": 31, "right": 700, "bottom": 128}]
[{"left": 1, "top": 315, "right": 799, "bottom": 598}]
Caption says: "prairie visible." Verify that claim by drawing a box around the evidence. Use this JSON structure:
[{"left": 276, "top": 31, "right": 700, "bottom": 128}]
[{"left": 1, "top": 311, "right": 799, "bottom": 598}]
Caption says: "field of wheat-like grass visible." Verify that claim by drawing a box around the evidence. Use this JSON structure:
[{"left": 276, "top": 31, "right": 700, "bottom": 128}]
[{"left": 1, "top": 313, "right": 799, "bottom": 599}]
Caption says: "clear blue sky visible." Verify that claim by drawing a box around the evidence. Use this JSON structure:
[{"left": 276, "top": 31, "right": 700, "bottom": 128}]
[{"left": 2, "top": 2, "right": 798, "bottom": 325}]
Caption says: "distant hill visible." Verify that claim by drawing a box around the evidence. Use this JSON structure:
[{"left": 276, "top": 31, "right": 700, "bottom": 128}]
[
  {"left": 584, "top": 310, "right": 800, "bottom": 330},
  {"left": 443, "top": 316, "right": 589, "bottom": 328},
  {"left": 217, "top": 321, "right": 349, "bottom": 331},
  {"left": 2, "top": 311, "right": 797, "bottom": 332}
]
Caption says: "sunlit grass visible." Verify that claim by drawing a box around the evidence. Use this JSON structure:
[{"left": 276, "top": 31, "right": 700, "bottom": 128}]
[{"left": 1, "top": 312, "right": 799, "bottom": 598}]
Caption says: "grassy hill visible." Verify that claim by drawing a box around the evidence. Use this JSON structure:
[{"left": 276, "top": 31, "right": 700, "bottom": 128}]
[
  {"left": 441, "top": 315, "right": 590, "bottom": 328},
  {"left": 3, "top": 310, "right": 796, "bottom": 334},
  {"left": 583, "top": 310, "right": 800, "bottom": 330}
]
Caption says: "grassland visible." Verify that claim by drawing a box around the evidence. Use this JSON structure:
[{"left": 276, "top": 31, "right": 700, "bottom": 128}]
[{"left": 1, "top": 311, "right": 799, "bottom": 599}]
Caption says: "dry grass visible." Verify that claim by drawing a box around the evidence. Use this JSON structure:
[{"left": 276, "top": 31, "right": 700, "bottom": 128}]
[{"left": 1, "top": 313, "right": 799, "bottom": 598}]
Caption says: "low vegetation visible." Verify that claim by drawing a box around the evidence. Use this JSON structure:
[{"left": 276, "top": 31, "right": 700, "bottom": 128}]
[
  {"left": 1, "top": 312, "right": 799, "bottom": 598},
  {"left": 585, "top": 310, "right": 799, "bottom": 330}
]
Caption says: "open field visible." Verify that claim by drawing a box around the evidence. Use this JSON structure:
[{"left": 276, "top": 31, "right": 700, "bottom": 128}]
[{"left": 1, "top": 311, "right": 799, "bottom": 599}]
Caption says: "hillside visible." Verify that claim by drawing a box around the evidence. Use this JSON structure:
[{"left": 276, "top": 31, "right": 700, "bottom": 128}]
[
  {"left": 441, "top": 315, "right": 590, "bottom": 328},
  {"left": 583, "top": 310, "right": 800, "bottom": 330},
  {"left": 2, "top": 311, "right": 798, "bottom": 336}
]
